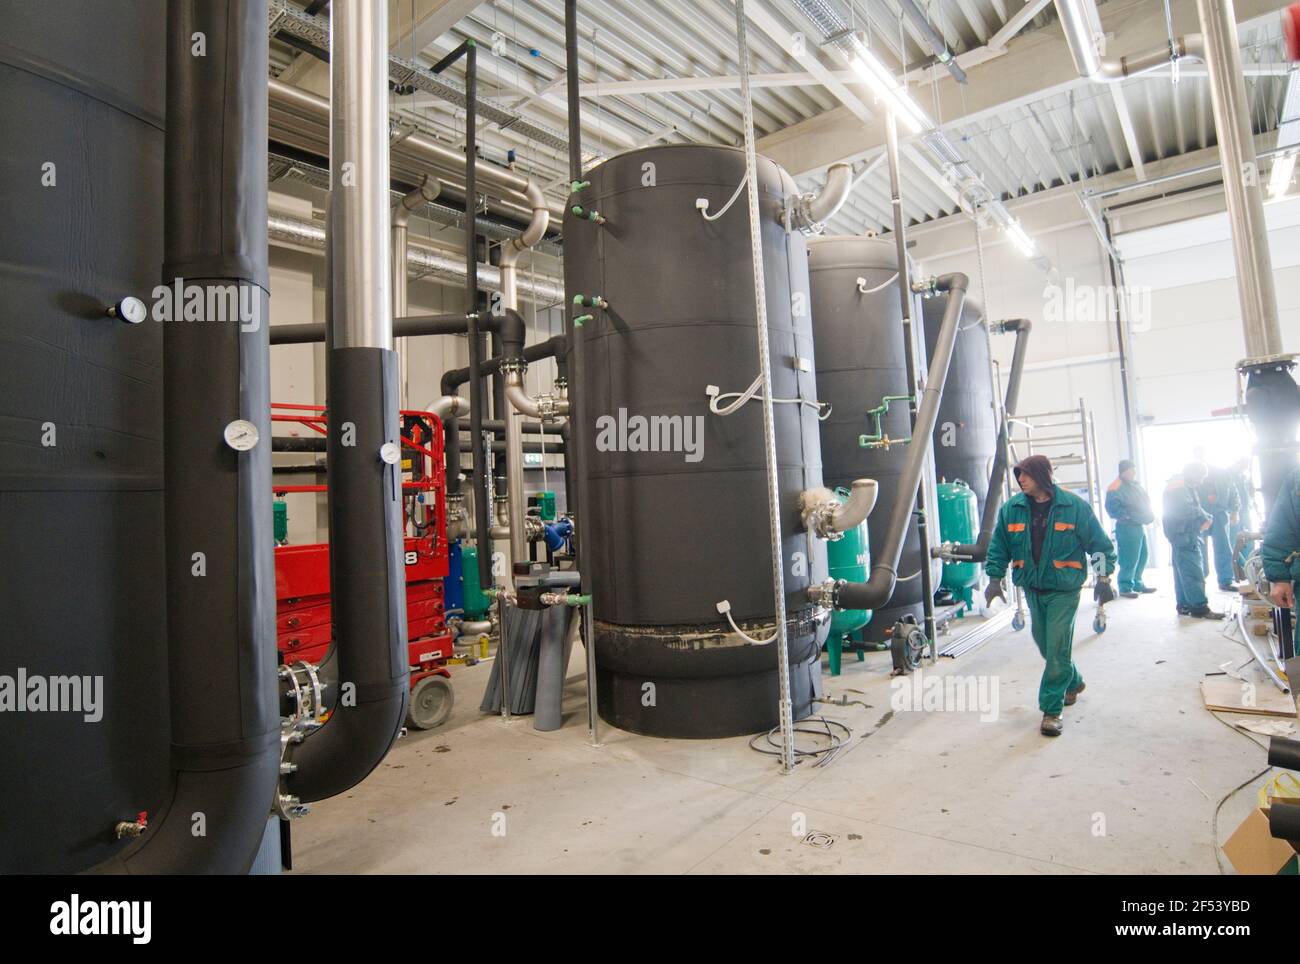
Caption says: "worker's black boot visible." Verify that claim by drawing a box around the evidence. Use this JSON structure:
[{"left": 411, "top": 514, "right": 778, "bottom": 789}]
[
  {"left": 1040, "top": 715, "right": 1063, "bottom": 737},
  {"left": 1188, "top": 606, "right": 1224, "bottom": 619},
  {"left": 1064, "top": 682, "right": 1086, "bottom": 706}
]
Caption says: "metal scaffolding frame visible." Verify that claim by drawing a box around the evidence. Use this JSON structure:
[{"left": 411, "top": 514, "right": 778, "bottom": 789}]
[{"left": 1007, "top": 397, "right": 1104, "bottom": 521}]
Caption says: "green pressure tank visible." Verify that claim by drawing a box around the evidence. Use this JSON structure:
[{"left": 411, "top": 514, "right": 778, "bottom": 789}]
[
  {"left": 826, "top": 488, "right": 870, "bottom": 675},
  {"left": 937, "top": 480, "right": 980, "bottom": 592}
]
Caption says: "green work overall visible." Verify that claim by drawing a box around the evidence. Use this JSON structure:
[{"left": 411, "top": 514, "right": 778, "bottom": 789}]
[{"left": 986, "top": 484, "right": 1116, "bottom": 716}]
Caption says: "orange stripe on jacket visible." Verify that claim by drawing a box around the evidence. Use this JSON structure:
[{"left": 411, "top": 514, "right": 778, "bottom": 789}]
[
  {"left": 1053, "top": 559, "right": 1083, "bottom": 570},
  {"left": 1054, "top": 522, "right": 1075, "bottom": 531},
  {"left": 1007, "top": 522, "right": 1026, "bottom": 532}
]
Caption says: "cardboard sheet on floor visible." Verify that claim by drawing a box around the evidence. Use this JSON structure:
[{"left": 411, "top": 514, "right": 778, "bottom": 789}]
[{"left": 1200, "top": 675, "right": 1298, "bottom": 717}]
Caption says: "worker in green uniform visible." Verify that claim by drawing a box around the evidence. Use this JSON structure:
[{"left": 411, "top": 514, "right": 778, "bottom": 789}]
[
  {"left": 985, "top": 455, "right": 1116, "bottom": 737},
  {"left": 1261, "top": 467, "right": 1300, "bottom": 612},
  {"left": 1104, "top": 459, "right": 1156, "bottom": 598},
  {"left": 1229, "top": 458, "right": 1255, "bottom": 572},
  {"left": 1198, "top": 464, "right": 1241, "bottom": 591},
  {"left": 1162, "top": 463, "right": 1221, "bottom": 619}
]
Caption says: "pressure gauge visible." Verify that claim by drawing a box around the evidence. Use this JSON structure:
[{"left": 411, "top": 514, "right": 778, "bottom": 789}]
[
  {"left": 223, "top": 419, "right": 260, "bottom": 452},
  {"left": 107, "top": 297, "right": 147, "bottom": 324},
  {"left": 379, "top": 441, "right": 401, "bottom": 465}
]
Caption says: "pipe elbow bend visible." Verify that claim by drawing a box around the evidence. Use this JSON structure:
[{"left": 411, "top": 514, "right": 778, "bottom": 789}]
[
  {"left": 830, "top": 478, "right": 878, "bottom": 531},
  {"left": 803, "top": 162, "right": 854, "bottom": 227}
]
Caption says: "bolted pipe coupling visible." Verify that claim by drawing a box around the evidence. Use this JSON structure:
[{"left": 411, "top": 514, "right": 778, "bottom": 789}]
[{"left": 806, "top": 578, "right": 841, "bottom": 610}]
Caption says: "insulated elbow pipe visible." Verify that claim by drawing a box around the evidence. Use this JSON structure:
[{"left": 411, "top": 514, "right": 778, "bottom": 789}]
[
  {"left": 941, "top": 318, "right": 1032, "bottom": 562},
  {"left": 91, "top": 0, "right": 280, "bottom": 874},
  {"left": 282, "top": 0, "right": 408, "bottom": 805},
  {"left": 835, "top": 274, "right": 969, "bottom": 613}
]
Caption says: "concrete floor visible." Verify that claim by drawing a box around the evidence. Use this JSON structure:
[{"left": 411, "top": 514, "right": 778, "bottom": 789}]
[{"left": 291, "top": 569, "right": 1293, "bottom": 874}]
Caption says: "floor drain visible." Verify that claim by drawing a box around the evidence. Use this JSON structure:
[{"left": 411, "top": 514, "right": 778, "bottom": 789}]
[{"left": 803, "top": 830, "right": 836, "bottom": 849}]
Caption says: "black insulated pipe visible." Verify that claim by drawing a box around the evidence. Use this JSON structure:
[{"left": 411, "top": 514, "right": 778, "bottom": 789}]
[
  {"left": 942, "top": 318, "right": 1032, "bottom": 562},
  {"left": 837, "top": 274, "right": 968, "bottom": 613},
  {"left": 92, "top": 0, "right": 279, "bottom": 874},
  {"left": 282, "top": 0, "right": 408, "bottom": 804},
  {"left": 270, "top": 312, "right": 470, "bottom": 344},
  {"left": 1270, "top": 735, "right": 1300, "bottom": 771}
]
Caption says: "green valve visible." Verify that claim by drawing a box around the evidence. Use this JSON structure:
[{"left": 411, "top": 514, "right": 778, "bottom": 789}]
[
  {"left": 532, "top": 490, "right": 557, "bottom": 521},
  {"left": 858, "top": 394, "right": 914, "bottom": 448},
  {"left": 573, "top": 314, "right": 592, "bottom": 326},
  {"left": 569, "top": 179, "right": 590, "bottom": 193}
]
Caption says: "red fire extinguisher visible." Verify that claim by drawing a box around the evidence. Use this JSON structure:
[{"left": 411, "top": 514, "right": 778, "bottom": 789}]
[{"left": 1285, "top": 3, "right": 1300, "bottom": 62}]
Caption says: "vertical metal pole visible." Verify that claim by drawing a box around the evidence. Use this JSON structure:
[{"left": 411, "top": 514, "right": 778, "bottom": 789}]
[
  {"left": 734, "top": 0, "right": 794, "bottom": 772},
  {"left": 1196, "top": 0, "right": 1282, "bottom": 359},
  {"left": 565, "top": 0, "right": 600, "bottom": 746},
  {"left": 1102, "top": 212, "right": 1140, "bottom": 463},
  {"left": 886, "top": 111, "right": 938, "bottom": 658}
]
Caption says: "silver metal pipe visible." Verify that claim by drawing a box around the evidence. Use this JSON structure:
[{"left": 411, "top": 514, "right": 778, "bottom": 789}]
[
  {"left": 1054, "top": 0, "right": 1201, "bottom": 82},
  {"left": 269, "top": 78, "right": 566, "bottom": 222},
  {"left": 1197, "top": 0, "right": 1283, "bottom": 359},
  {"left": 393, "top": 177, "right": 441, "bottom": 408},
  {"left": 735, "top": 0, "right": 794, "bottom": 773},
  {"left": 330, "top": 3, "right": 390, "bottom": 349},
  {"left": 267, "top": 213, "right": 565, "bottom": 304},
  {"left": 802, "top": 161, "right": 854, "bottom": 227}
]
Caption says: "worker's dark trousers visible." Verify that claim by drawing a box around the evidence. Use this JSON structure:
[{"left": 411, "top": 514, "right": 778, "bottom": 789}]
[
  {"left": 1114, "top": 522, "right": 1149, "bottom": 593},
  {"left": 1172, "top": 536, "right": 1208, "bottom": 611},
  {"left": 1201, "top": 511, "right": 1234, "bottom": 587},
  {"left": 1025, "top": 588, "right": 1083, "bottom": 717}
]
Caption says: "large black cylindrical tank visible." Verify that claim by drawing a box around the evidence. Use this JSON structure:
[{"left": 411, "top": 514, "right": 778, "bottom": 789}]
[
  {"left": 564, "top": 144, "right": 827, "bottom": 739},
  {"left": 808, "top": 236, "right": 939, "bottom": 640},
  {"left": 923, "top": 296, "right": 997, "bottom": 518},
  {"left": 0, "top": 0, "right": 168, "bottom": 872}
]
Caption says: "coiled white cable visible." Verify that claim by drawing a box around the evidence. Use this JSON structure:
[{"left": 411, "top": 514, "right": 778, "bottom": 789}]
[
  {"left": 697, "top": 176, "right": 749, "bottom": 222},
  {"left": 706, "top": 375, "right": 830, "bottom": 419},
  {"left": 716, "top": 599, "right": 777, "bottom": 645}
]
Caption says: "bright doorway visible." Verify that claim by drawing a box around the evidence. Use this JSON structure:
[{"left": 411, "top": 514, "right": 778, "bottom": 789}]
[{"left": 1139, "top": 417, "right": 1258, "bottom": 570}]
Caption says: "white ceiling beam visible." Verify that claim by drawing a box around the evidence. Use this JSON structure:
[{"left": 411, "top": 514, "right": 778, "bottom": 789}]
[
  {"left": 728, "top": 0, "right": 877, "bottom": 127},
  {"left": 756, "top": 0, "right": 1287, "bottom": 178},
  {"left": 389, "top": 0, "right": 486, "bottom": 56},
  {"left": 988, "top": 0, "right": 1053, "bottom": 50}
]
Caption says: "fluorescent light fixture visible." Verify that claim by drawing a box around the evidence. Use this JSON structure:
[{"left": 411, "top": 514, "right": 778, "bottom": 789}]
[
  {"left": 847, "top": 42, "right": 932, "bottom": 134},
  {"left": 1003, "top": 219, "right": 1037, "bottom": 258},
  {"left": 1268, "top": 151, "right": 1297, "bottom": 200}
]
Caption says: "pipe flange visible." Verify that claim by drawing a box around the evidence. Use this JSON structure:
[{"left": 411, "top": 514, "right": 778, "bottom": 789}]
[
  {"left": 788, "top": 192, "right": 827, "bottom": 236},
  {"left": 800, "top": 493, "right": 844, "bottom": 542},
  {"left": 499, "top": 357, "right": 528, "bottom": 377},
  {"left": 806, "top": 578, "right": 841, "bottom": 609},
  {"left": 534, "top": 393, "right": 565, "bottom": 422}
]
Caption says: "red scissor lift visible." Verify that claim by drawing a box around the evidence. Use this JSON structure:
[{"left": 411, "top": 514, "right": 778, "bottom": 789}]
[{"left": 271, "top": 402, "right": 456, "bottom": 730}]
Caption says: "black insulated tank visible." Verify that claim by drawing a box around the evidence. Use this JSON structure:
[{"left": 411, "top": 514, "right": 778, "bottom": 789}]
[
  {"left": 564, "top": 144, "right": 828, "bottom": 739},
  {"left": 808, "top": 235, "right": 939, "bottom": 640}
]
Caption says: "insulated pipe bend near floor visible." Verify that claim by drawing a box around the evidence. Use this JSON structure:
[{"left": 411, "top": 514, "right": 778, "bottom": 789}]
[
  {"left": 834, "top": 273, "right": 969, "bottom": 613},
  {"left": 940, "top": 318, "right": 1033, "bottom": 562},
  {"left": 281, "top": 0, "right": 408, "bottom": 805},
  {"left": 90, "top": 0, "right": 280, "bottom": 875}
]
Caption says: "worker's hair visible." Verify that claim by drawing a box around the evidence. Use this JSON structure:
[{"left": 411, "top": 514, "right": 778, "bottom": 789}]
[{"left": 1183, "top": 461, "right": 1208, "bottom": 482}]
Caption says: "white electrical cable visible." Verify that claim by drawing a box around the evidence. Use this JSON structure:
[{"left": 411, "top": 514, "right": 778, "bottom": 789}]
[
  {"left": 697, "top": 175, "right": 749, "bottom": 222},
  {"left": 856, "top": 272, "right": 899, "bottom": 294},
  {"left": 706, "top": 375, "right": 830, "bottom": 419},
  {"left": 716, "top": 599, "right": 777, "bottom": 645}
]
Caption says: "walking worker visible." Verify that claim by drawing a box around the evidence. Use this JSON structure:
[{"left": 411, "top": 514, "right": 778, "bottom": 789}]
[
  {"left": 1199, "top": 463, "right": 1241, "bottom": 591},
  {"left": 1162, "top": 463, "right": 1221, "bottom": 619},
  {"left": 1104, "top": 459, "right": 1156, "bottom": 598},
  {"left": 1262, "top": 467, "right": 1300, "bottom": 612},
  {"left": 984, "top": 455, "right": 1116, "bottom": 738}
]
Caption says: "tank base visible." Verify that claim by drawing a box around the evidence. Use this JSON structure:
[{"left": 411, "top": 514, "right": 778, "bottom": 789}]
[{"left": 596, "top": 650, "right": 822, "bottom": 739}]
